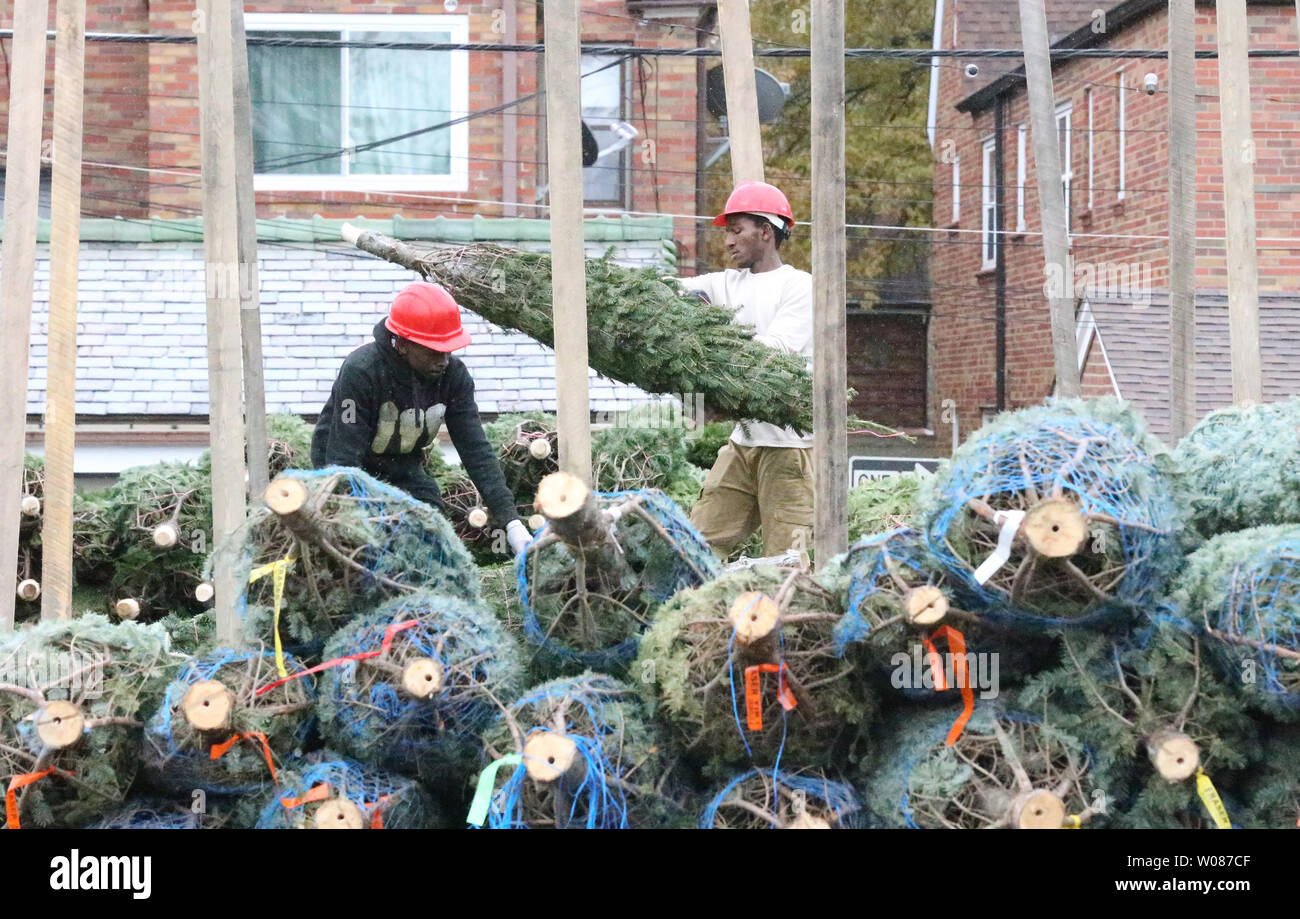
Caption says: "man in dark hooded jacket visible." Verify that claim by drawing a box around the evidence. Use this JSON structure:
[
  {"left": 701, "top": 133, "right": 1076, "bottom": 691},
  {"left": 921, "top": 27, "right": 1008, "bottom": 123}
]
[{"left": 311, "top": 281, "right": 532, "bottom": 555}]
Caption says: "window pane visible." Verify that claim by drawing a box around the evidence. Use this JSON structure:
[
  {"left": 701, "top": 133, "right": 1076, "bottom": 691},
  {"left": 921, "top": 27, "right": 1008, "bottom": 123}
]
[
  {"left": 349, "top": 31, "right": 453, "bottom": 175},
  {"left": 581, "top": 55, "right": 623, "bottom": 202},
  {"left": 250, "top": 33, "right": 342, "bottom": 175}
]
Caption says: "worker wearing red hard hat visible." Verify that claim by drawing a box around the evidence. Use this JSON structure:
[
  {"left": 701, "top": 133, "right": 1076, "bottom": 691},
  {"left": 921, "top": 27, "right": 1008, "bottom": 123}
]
[
  {"left": 678, "top": 181, "right": 814, "bottom": 557},
  {"left": 312, "top": 281, "right": 531, "bottom": 555}
]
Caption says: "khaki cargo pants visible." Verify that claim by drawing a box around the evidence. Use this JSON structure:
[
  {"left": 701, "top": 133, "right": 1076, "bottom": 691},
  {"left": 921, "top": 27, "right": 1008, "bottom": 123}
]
[{"left": 690, "top": 442, "right": 814, "bottom": 556}]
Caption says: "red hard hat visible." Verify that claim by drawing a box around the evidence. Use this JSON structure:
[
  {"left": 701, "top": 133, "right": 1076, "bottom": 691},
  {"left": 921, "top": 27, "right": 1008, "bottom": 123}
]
[
  {"left": 713, "top": 181, "right": 794, "bottom": 228},
  {"left": 385, "top": 281, "right": 472, "bottom": 352}
]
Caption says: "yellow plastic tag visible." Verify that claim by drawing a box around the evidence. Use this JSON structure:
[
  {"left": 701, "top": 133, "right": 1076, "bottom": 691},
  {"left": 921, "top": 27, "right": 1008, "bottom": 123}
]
[
  {"left": 1195, "top": 768, "right": 1232, "bottom": 830},
  {"left": 249, "top": 555, "right": 296, "bottom": 678}
]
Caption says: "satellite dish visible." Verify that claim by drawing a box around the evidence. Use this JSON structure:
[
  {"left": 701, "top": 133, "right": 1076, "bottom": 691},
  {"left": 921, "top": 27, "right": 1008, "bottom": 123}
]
[
  {"left": 581, "top": 120, "right": 599, "bottom": 167},
  {"left": 706, "top": 65, "right": 790, "bottom": 124}
]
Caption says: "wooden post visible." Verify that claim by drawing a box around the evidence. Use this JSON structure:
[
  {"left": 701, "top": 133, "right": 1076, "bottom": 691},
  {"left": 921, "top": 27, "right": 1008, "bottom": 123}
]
[
  {"left": 1215, "top": 0, "right": 1263, "bottom": 404},
  {"left": 197, "top": 0, "right": 250, "bottom": 645},
  {"left": 40, "top": 0, "right": 86, "bottom": 622},
  {"left": 0, "top": 0, "right": 51, "bottom": 631},
  {"left": 811, "top": 0, "right": 847, "bottom": 565},
  {"left": 1168, "top": 0, "right": 1198, "bottom": 438},
  {"left": 231, "top": 1, "right": 269, "bottom": 496},
  {"left": 543, "top": 0, "right": 592, "bottom": 483},
  {"left": 1018, "top": 0, "right": 1080, "bottom": 397},
  {"left": 717, "top": 0, "right": 764, "bottom": 185}
]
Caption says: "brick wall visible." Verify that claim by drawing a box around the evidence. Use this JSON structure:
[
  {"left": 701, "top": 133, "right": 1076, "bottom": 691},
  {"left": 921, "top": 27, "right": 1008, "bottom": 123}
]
[
  {"left": 929, "top": 1, "right": 1300, "bottom": 448},
  {"left": 24, "top": 237, "right": 668, "bottom": 416},
  {"left": 2, "top": 1, "right": 703, "bottom": 258}
]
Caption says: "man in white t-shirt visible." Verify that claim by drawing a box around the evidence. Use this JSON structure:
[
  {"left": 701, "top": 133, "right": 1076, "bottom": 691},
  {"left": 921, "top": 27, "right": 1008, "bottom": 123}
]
[{"left": 678, "top": 181, "right": 814, "bottom": 557}]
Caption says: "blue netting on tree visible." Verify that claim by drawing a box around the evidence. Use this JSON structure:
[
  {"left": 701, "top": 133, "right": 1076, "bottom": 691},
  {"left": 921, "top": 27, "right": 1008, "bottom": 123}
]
[
  {"left": 255, "top": 757, "right": 440, "bottom": 829},
  {"left": 922, "top": 403, "right": 1178, "bottom": 630},
  {"left": 476, "top": 673, "right": 658, "bottom": 829},
  {"left": 316, "top": 590, "right": 527, "bottom": 780},
  {"left": 142, "top": 647, "right": 316, "bottom": 795},
  {"left": 517, "top": 488, "right": 721, "bottom": 672},
  {"left": 91, "top": 803, "right": 214, "bottom": 829},
  {"left": 699, "top": 768, "right": 865, "bottom": 829},
  {"left": 1206, "top": 538, "right": 1300, "bottom": 711},
  {"left": 835, "top": 527, "right": 945, "bottom": 654},
  {"left": 224, "top": 465, "right": 481, "bottom": 649}
]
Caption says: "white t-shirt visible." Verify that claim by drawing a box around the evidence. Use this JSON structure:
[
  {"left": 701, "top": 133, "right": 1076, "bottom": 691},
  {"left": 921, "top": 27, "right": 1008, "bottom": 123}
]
[{"left": 678, "top": 264, "right": 813, "bottom": 448}]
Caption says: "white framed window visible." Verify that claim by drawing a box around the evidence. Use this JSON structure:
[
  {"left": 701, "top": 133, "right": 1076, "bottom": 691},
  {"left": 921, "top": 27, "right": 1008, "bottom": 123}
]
[
  {"left": 1085, "top": 88, "right": 1094, "bottom": 210},
  {"left": 1056, "top": 101, "right": 1073, "bottom": 232},
  {"left": 580, "top": 53, "right": 630, "bottom": 206},
  {"left": 951, "top": 154, "right": 961, "bottom": 224},
  {"left": 1016, "top": 123, "right": 1027, "bottom": 233},
  {"left": 981, "top": 136, "right": 997, "bottom": 269},
  {"left": 246, "top": 14, "right": 470, "bottom": 192},
  {"left": 1117, "top": 71, "right": 1127, "bottom": 200}
]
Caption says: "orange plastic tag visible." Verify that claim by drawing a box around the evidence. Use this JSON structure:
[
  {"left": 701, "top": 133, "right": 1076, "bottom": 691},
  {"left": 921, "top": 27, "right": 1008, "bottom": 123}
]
[
  {"left": 6, "top": 768, "right": 57, "bottom": 829},
  {"left": 210, "top": 731, "right": 278, "bottom": 784},
  {"left": 924, "top": 625, "right": 975, "bottom": 746},
  {"left": 368, "top": 795, "right": 391, "bottom": 830},
  {"left": 256, "top": 619, "right": 421, "bottom": 697},
  {"left": 743, "top": 663, "right": 798, "bottom": 730},
  {"left": 280, "top": 782, "right": 330, "bottom": 810}
]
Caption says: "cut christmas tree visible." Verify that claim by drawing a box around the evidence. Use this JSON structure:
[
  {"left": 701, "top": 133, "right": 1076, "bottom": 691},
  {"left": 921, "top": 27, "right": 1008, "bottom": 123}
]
[
  {"left": 699, "top": 767, "right": 866, "bottom": 829},
  {"left": 256, "top": 756, "right": 443, "bottom": 829}
]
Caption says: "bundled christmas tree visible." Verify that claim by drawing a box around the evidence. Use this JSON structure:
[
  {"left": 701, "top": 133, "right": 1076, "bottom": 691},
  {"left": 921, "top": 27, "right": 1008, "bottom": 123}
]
[
  {"left": 256, "top": 756, "right": 443, "bottom": 829},
  {"left": 637, "top": 561, "right": 873, "bottom": 776},
  {"left": 1017, "top": 615, "right": 1259, "bottom": 828},
  {"left": 15, "top": 455, "right": 43, "bottom": 615},
  {"left": 0, "top": 615, "right": 177, "bottom": 828},
  {"left": 1240, "top": 721, "right": 1300, "bottom": 829},
  {"left": 344, "top": 229, "right": 831, "bottom": 434},
  {"left": 1169, "top": 525, "right": 1300, "bottom": 719},
  {"left": 220, "top": 468, "right": 480, "bottom": 650},
  {"left": 864, "top": 703, "right": 1103, "bottom": 829},
  {"left": 484, "top": 411, "right": 560, "bottom": 505},
  {"left": 1170, "top": 398, "right": 1300, "bottom": 541},
  {"left": 922, "top": 399, "right": 1180, "bottom": 630},
  {"left": 142, "top": 648, "right": 316, "bottom": 795},
  {"left": 592, "top": 421, "right": 705, "bottom": 510},
  {"left": 478, "top": 562, "right": 523, "bottom": 638},
  {"left": 316, "top": 591, "right": 527, "bottom": 785},
  {"left": 699, "top": 767, "right": 866, "bottom": 829},
  {"left": 519, "top": 472, "right": 719, "bottom": 675},
  {"left": 684, "top": 421, "right": 734, "bottom": 470},
  {"left": 196, "top": 412, "right": 315, "bottom": 482},
  {"left": 72, "top": 490, "right": 119, "bottom": 589},
  {"left": 475, "top": 672, "right": 675, "bottom": 829}
]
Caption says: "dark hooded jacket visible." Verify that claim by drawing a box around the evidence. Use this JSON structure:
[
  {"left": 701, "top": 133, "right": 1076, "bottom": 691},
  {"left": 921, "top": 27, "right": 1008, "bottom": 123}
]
[{"left": 311, "top": 320, "right": 518, "bottom": 525}]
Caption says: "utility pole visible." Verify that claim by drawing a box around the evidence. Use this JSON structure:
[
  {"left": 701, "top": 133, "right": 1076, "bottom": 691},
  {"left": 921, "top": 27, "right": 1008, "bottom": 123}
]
[
  {"left": 41, "top": 0, "right": 87, "bottom": 622},
  {"left": 1018, "top": 0, "right": 1080, "bottom": 397},
  {"left": 811, "top": 0, "right": 847, "bottom": 565},
  {"left": 1215, "top": 0, "right": 1262, "bottom": 404},
  {"left": 197, "top": 0, "right": 250, "bottom": 644},
  {"left": 717, "top": 0, "right": 765, "bottom": 185},
  {"left": 0, "top": 0, "right": 51, "bottom": 631},
  {"left": 543, "top": 0, "right": 592, "bottom": 482},
  {"left": 1168, "top": 0, "right": 1198, "bottom": 438}
]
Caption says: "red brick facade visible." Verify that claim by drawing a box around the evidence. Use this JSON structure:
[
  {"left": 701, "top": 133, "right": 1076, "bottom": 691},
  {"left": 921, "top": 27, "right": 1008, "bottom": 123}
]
[
  {"left": 0, "top": 0, "right": 708, "bottom": 262},
  {"left": 929, "top": 0, "right": 1300, "bottom": 445}
]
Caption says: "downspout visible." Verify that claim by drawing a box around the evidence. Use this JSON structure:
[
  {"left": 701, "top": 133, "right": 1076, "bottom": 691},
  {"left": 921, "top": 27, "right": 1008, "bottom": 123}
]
[
  {"left": 927, "top": 0, "right": 945, "bottom": 149},
  {"left": 994, "top": 93, "right": 1007, "bottom": 411},
  {"left": 502, "top": 0, "right": 518, "bottom": 216},
  {"left": 695, "top": 6, "right": 717, "bottom": 274}
]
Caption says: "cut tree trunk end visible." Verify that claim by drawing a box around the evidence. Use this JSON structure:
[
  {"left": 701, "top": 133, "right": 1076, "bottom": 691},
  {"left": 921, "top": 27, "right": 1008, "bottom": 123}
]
[
  {"left": 312, "top": 797, "right": 365, "bottom": 829},
  {"left": 20, "top": 495, "right": 41, "bottom": 517},
  {"left": 534, "top": 472, "right": 632, "bottom": 577},
  {"left": 905, "top": 585, "right": 949, "bottom": 626},
  {"left": 265, "top": 476, "right": 327, "bottom": 544},
  {"left": 195, "top": 582, "right": 215, "bottom": 603},
  {"left": 1147, "top": 731, "right": 1201, "bottom": 782},
  {"left": 1011, "top": 788, "right": 1067, "bottom": 829},
  {"left": 466, "top": 507, "right": 489, "bottom": 530},
  {"left": 523, "top": 730, "right": 586, "bottom": 787},
  {"left": 17, "top": 578, "right": 40, "bottom": 602},
  {"left": 114, "top": 598, "right": 141, "bottom": 620},
  {"left": 728, "top": 591, "right": 780, "bottom": 646},
  {"left": 1022, "top": 499, "right": 1087, "bottom": 558},
  {"left": 528, "top": 438, "right": 553, "bottom": 460},
  {"left": 182, "top": 679, "right": 235, "bottom": 733},
  {"left": 401, "top": 658, "right": 444, "bottom": 699},
  {"left": 153, "top": 521, "right": 180, "bottom": 549},
  {"left": 785, "top": 812, "right": 833, "bottom": 829},
  {"left": 36, "top": 700, "right": 85, "bottom": 749}
]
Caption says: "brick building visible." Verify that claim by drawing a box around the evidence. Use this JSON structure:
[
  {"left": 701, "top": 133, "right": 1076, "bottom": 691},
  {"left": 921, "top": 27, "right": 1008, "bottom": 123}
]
[
  {"left": 0, "top": 0, "right": 713, "bottom": 261},
  {"left": 929, "top": 0, "right": 1300, "bottom": 444}
]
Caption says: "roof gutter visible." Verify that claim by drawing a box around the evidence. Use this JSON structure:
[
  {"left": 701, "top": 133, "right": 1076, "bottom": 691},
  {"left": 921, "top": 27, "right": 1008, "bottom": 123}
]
[{"left": 927, "top": 0, "right": 946, "bottom": 148}]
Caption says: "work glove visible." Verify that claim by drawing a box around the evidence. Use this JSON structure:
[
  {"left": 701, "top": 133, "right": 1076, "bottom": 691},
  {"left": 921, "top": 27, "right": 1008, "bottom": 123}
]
[{"left": 506, "top": 518, "right": 533, "bottom": 556}]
